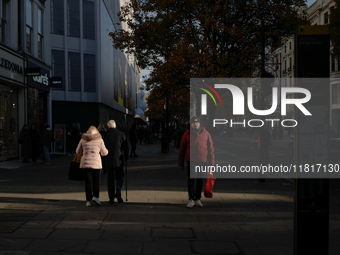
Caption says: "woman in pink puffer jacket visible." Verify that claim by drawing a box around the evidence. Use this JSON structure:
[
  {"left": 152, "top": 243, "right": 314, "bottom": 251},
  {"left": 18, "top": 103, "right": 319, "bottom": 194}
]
[{"left": 76, "top": 126, "right": 108, "bottom": 207}]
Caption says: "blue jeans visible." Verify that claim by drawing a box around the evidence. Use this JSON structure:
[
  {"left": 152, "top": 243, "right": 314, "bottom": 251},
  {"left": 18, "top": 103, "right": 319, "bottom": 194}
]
[{"left": 43, "top": 146, "right": 50, "bottom": 163}]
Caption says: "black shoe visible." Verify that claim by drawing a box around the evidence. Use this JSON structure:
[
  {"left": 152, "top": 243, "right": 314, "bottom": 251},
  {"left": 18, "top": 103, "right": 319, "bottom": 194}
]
[
  {"left": 116, "top": 196, "right": 123, "bottom": 203},
  {"left": 109, "top": 199, "right": 114, "bottom": 204}
]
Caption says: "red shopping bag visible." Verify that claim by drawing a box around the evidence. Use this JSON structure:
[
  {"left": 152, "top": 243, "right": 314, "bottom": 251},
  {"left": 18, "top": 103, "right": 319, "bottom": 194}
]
[{"left": 204, "top": 172, "right": 216, "bottom": 198}]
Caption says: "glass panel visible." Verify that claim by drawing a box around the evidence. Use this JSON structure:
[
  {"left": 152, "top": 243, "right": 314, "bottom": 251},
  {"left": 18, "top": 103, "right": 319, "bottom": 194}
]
[
  {"left": 26, "top": 26, "right": 31, "bottom": 53},
  {"left": 0, "top": 85, "right": 18, "bottom": 160},
  {"left": 84, "top": 54, "right": 96, "bottom": 92},
  {"left": 68, "top": 0, "right": 80, "bottom": 37},
  {"left": 83, "top": 1, "right": 95, "bottom": 40},
  {"left": 68, "top": 52, "right": 81, "bottom": 91},
  {"left": 52, "top": 50, "right": 65, "bottom": 90},
  {"left": 26, "top": 0, "right": 32, "bottom": 26},
  {"left": 51, "top": 0, "right": 64, "bottom": 34}
]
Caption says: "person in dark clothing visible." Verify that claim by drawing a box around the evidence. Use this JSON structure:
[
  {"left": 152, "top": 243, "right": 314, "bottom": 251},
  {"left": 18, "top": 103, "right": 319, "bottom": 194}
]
[
  {"left": 102, "top": 120, "right": 129, "bottom": 204},
  {"left": 178, "top": 116, "right": 215, "bottom": 208},
  {"left": 20, "top": 124, "right": 31, "bottom": 163},
  {"left": 29, "top": 124, "right": 41, "bottom": 162},
  {"left": 42, "top": 125, "right": 53, "bottom": 164},
  {"left": 129, "top": 124, "right": 138, "bottom": 157},
  {"left": 68, "top": 124, "right": 81, "bottom": 156}
]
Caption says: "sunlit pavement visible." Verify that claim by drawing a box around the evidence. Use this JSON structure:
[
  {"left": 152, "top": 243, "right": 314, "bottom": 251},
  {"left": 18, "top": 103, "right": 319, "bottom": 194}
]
[{"left": 0, "top": 142, "right": 340, "bottom": 255}]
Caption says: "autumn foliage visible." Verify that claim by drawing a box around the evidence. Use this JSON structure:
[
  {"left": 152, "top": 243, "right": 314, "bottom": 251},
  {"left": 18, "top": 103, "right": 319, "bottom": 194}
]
[{"left": 110, "top": 0, "right": 308, "bottom": 119}]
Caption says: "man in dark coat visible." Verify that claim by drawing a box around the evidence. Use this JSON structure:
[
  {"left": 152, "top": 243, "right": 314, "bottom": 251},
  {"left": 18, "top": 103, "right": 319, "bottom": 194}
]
[
  {"left": 102, "top": 120, "right": 129, "bottom": 204},
  {"left": 178, "top": 116, "right": 215, "bottom": 208}
]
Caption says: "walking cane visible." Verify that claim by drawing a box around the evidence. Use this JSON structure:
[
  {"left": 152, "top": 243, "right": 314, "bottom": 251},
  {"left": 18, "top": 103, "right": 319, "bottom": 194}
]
[{"left": 125, "top": 160, "right": 128, "bottom": 201}]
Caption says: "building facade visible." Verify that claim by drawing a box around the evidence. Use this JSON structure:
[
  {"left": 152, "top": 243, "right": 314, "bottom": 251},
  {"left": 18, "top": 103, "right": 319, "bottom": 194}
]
[
  {"left": 50, "top": 0, "right": 139, "bottom": 153},
  {"left": 0, "top": 0, "right": 51, "bottom": 161}
]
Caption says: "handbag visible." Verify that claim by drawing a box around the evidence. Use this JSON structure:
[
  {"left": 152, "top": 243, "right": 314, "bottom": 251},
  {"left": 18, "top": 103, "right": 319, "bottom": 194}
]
[
  {"left": 68, "top": 154, "right": 84, "bottom": 181},
  {"left": 204, "top": 171, "right": 216, "bottom": 198}
]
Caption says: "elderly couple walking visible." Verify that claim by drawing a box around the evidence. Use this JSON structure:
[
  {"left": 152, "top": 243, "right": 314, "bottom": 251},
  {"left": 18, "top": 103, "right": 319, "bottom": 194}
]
[{"left": 76, "top": 120, "right": 129, "bottom": 207}]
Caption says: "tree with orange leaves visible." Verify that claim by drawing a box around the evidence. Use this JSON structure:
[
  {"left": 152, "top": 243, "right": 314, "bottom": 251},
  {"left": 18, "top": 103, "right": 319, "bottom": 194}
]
[{"left": 110, "top": 0, "right": 308, "bottom": 91}]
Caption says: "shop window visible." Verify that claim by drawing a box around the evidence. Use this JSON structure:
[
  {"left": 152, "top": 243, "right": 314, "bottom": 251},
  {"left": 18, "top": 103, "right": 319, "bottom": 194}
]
[
  {"left": 84, "top": 54, "right": 96, "bottom": 92},
  {"left": 52, "top": 50, "right": 65, "bottom": 90},
  {"left": 83, "top": 0, "right": 95, "bottom": 40},
  {"left": 0, "top": 85, "right": 18, "bottom": 160},
  {"left": 68, "top": 52, "right": 81, "bottom": 91},
  {"left": 26, "top": 0, "right": 32, "bottom": 53},
  {"left": 51, "top": 0, "right": 64, "bottom": 35},
  {"left": 68, "top": 0, "right": 80, "bottom": 38}
]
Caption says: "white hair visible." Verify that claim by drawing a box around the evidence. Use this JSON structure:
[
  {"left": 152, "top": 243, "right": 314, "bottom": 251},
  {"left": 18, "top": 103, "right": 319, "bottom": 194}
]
[{"left": 107, "top": 120, "right": 116, "bottom": 128}]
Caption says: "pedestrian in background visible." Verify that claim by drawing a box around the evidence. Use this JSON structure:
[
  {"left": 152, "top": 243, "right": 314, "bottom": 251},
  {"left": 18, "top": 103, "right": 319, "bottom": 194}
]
[
  {"left": 76, "top": 126, "right": 108, "bottom": 207},
  {"left": 178, "top": 116, "right": 215, "bottom": 208},
  {"left": 42, "top": 125, "right": 53, "bottom": 164},
  {"left": 29, "top": 124, "right": 41, "bottom": 162},
  {"left": 129, "top": 124, "right": 138, "bottom": 157},
  {"left": 19, "top": 124, "right": 31, "bottom": 163},
  {"left": 97, "top": 123, "right": 106, "bottom": 135},
  {"left": 68, "top": 123, "right": 81, "bottom": 156},
  {"left": 102, "top": 120, "right": 129, "bottom": 204}
]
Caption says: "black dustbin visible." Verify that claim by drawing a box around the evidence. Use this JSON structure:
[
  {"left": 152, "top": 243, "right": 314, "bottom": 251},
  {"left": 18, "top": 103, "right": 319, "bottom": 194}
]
[{"left": 161, "top": 136, "right": 168, "bottom": 153}]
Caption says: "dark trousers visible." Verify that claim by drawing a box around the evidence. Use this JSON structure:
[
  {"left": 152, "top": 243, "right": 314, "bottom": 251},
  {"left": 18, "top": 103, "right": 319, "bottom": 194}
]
[
  {"left": 130, "top": 142, "right": 137, "bottom": 155},
  {"left": 186, "top": 161, "right": 203, "bottom": 200},
  {"left": 106, "top": 167, "right": 124, "bottom": 200},
  {"left": 83, "top": 168, "right": 101, "bottom": 201}
]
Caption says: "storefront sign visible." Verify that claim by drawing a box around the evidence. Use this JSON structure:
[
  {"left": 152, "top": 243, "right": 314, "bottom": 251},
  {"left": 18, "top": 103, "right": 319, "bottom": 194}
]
[
  {"left": 50, "top": 76, "right": 63, "bottom": 88},
  {"left": 0, "top": 47, "right": 24, "bottom": 84},
  {"left": 27, "top": 61, "right": 50, "bottom": 92},
  {"left": 26, "top": 67, "right": 41, "bottom": 76}
]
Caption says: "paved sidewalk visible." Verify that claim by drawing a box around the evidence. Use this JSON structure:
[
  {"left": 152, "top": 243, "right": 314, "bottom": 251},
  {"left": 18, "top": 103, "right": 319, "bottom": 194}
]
[{"left": 0, "top": 143, "right": 340, "bottom": 255}]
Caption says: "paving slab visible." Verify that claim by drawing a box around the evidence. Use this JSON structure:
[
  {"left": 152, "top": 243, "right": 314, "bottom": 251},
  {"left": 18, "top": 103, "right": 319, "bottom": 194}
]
[
  {"left": 84, "top": 240, "right": 142, "bottom": 253},
  {"left": 24, "top": 239, "right": 87, "bottom": 252},
  {"left": 191, "top": 241, "right": 241, "bottom": 254},
  {"left": 142, "top": 240, "right": 191, "bottom": 254}
]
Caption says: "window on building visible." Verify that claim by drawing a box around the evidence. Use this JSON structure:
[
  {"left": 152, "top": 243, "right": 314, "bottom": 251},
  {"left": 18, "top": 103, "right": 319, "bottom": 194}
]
[
  {"left": 324, "top": 12, "right": 328, "bottom": 24},
  {"left": 68, "top": 52, "right": 81, "bottom": 91},
  {"left": 289, "top": 42, "right": 291, "bottom": 50},
  {"left": 26, "top": 0, "right": 32, "bottom": 53},
  {"left": 338, "top": 57, "right": 340, "bottom": 71},
  {"left": 332, "top": 56, "right": 335, "bottom": 72},
  {"left": 51, "top": 0, "right": 64, "bottom": 35},
  {"left": 52, "top": 50, "right": 65, "bottom": 90},
  {"left": 284, "top": 60, "right": 286, "bottom": 71},
  {"left": 84, "top": 54, "right": 96, "bottom": 92},
  {"left": 83, "top": 0, "right": 95, "bottom": 40},
  {"left": 289, "top": 57, "right": 292, "bottom": 70},
  {"left": 68, "top": 0, "right": 80, "bottom": 37},
  {"left": 332, "top": 84, "right": 340, "bottom": 104},
  {"left": 38, "top": 8, "right": 43, "bottom": 59},
  {"left": 0, "top": 0, "right": 8, "bottom": 44}
]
